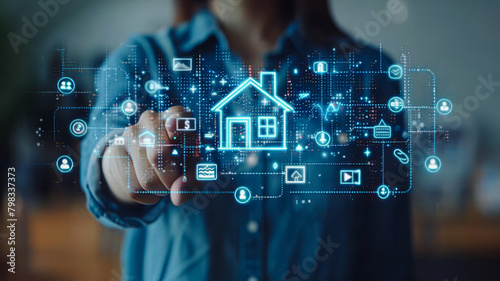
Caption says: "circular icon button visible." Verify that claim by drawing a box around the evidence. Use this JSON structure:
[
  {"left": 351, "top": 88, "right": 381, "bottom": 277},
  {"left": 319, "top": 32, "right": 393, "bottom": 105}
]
[
  {"left": 234, "top": 186, "right": 252, "bottom": 204},
  {"left": 425, "top": 156, "right": 441, "bottom": 173},
  {"left": 69, "top": 119, "right": 87, "bottom": 137},
  {"left": 315, "top": 131, "right": 331, "bottom": 147},
  {"left": 56, "top": 155, "right": 74, "bottom": 173},
  {"left": 377, "top": 185, "right": 390, "bottom": 199},
  {"left": 145, "top": 80, "right": 158, "bottom": 94},
  {"left": 121, "top": 100, "right": 137, "bottom": 116},
  {"left": 57, "top": 77, "right": 75, "bottom": 95},
  {"left": 436, "top": 99, "right": 452, "bottom": 115},
  {"left": 388, "top": 97, "right": 404, "bottom": 113}
]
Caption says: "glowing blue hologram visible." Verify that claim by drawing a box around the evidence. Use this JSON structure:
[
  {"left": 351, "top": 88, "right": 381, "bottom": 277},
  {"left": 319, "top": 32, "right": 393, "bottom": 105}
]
[
  {"left": 227, "top": 117, "right": 251, "bottom": 149},
  {"left": 211, "top": 71, "right": 294, "bottom": 150},
  {"left": 425, "top": 156, "right": 441, "bottom": 173},
  {"left": 364, "top": 147, "right": 371, "bottom": 157},
  {"left": 138, "top": 131, "right": 155, "bottom": 147},
  {"left": 285, "top": 166, "right": 306, "bottom": 184},
  {"left": 121, "top": 100, "right": 137, "bottom": 116},
  {"left": 340, "top": 169, "right": 361, "bottom": 185},
  {"left": 196, "top": 163, "right": 217, "bottom": 181},
  {"left": 114, "top": 136, "right": 125, "bottom": 145},
  {"left": 171, "top": 149, "right": 179, "bottom": 156},
  {"left": 145, "top": 80, "right": 158, "bottom": 94},
  {"left": 173, "top": 58, "right": 192, "bottom": 71},
  {"left": 393, "top": 149, "right": 409, "bottom": 164},
  {"left": 373, "top": 119, "right": 392, "bottom": 139},
  {"left": 377, "top": 185, "right": 390, "bottom": 199},
  {"left": 273, "top": 162, "right": 279, "bottom": 169},
  {"left": 313, "top": 61, "right": 328, "bottom": 74},
  {"left": 57, "top": 77, "right": 75, "bottom": 95},
  {"left": 295, "top": 144, "right": 304, "bottom": 152},
  {"left": 326, "top": 102, "right": 341, "bottom": 112},
  {"left": 234, "top": 186, "right": 252, "bottom": 204},
  {"left": 56, "top": 155, "right": 74, "bottom": 173},
  {"left": 388, "top": 65, "right": 403, "bottom": 79},
  {"left": 324, "top": 102, "right": 342, "bottom": 121},
  {"left": 258, "top": 116, "right": 277, "bottom": 138},
  {"left": 69, "top": 119, "right": 87, "bottom": 137},
  {"left": 436, "top": 98, "right": 452, "bottom": 115},
  {"left": 388, "top": 97, "right": 404, "bottom": 113},
  {"left": 176, "top": 118, "right": 196, "bottom": 131},
  {"left": 315, "top": 131, "right": 331, "bottom": 147},
  {"left": 298, "top": 92, "right": 310, "bottom": 100}
]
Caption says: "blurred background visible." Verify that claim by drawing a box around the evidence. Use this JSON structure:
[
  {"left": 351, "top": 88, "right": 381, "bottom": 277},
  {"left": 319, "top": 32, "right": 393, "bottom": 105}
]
[{"left": 1, "top": 0, "right": 499, "bottom": 280}]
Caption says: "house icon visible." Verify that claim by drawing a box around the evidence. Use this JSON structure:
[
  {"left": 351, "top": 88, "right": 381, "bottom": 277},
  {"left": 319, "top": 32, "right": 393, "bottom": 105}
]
[
  {"left": 138, "top": 131, "right": 155, "bottom": 147},
  {"left": 291, "top": 171, "right": 303, "bottom": 182},
  {"left": 211, "top": 71, "right": 294, "bottom": 150}
]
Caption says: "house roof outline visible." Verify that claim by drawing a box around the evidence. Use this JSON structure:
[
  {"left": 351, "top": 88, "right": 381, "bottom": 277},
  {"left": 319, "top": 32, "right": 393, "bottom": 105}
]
[
  {"left": 291, "top": 170, "right": 303, "bottom": 179},
  {"left": 139, "top": 131, "right": 155, "bottom": 138},
  {"left": 211, "top": 72, "right": 294, "bottom": 112}
]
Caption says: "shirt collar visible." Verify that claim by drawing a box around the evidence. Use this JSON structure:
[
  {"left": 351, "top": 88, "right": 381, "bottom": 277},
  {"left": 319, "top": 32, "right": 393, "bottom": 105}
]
[
  {"left": 170, "top": 8, "right": 229, "bottom": 54},
  {"left": 170, "top": 8, "right": 333, "bottom": 57}
]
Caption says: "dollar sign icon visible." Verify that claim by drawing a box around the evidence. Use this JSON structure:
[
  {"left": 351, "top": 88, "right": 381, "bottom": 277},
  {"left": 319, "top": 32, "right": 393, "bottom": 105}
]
[{"left": 185, "top": 120, "right": 190, "bottom": 130}]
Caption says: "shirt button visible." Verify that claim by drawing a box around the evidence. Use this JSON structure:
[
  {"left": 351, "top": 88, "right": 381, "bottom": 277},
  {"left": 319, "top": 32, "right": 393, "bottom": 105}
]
[
  {"left": 248, "top": 276, "right": 258, "bottom": 281},
  {"left": 247, "top": 220, "right": 258, "bottom": 234}
]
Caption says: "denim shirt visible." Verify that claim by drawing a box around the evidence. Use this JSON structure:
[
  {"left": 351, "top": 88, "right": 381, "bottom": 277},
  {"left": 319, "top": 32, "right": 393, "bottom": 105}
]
[{"left": 80, "top": 8, "right": 412, "bottom": 281}]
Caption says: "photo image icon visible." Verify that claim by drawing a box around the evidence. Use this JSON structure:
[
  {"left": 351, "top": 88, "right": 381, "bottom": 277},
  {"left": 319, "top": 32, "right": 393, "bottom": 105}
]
[{"left": 173, "top": 58, "right": 193, "bottom": 71}]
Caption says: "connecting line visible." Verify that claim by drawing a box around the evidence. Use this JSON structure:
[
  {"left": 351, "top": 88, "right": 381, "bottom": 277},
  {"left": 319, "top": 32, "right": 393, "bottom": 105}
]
[
  {"left": 344, "top": 103, "right": 387, "bottom": 107},
  {"left": 133, "top": 190, "right": 234, "bottom": 194},
  {"left": 59, "top": 48, "right": 65, "bottom": 76},
  {"left": 255, "top": 161, "right": 285, "bottom": 200},
  {"left": 289, "top": 190, "right": 376, "bottom": 194},
  {"left": 287, "top": 162, "right": 372, "bottom": 166},
  {"left": 402, "top": 54, "right": 412, "bottom": 194},
  {"left": 381, "top": 141, "right": 385, "bottom": 184},
  {"left": 348, "top": 126, "right": 373, "bottom": 132},
  {"left": 370, "top": 140, "right": 409, "bottom": 144},
  {"left": 408, "top": 68, "right": 437, "bottom": 155},
  {"left": 409, "top": 130, "right": 447, "bottom": 134},
  {"left": 405, "top": 106, "right": 434, "bottom": 109},
  {"left": 255, "top": 178, "right": 284, "bottom": 200},
  {"left": 220, "top": 172, "right": 284, "bottom": 175}
]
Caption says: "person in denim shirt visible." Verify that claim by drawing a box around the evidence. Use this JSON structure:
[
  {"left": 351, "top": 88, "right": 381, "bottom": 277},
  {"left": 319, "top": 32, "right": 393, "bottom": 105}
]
[{"left": 80, "top": 1, "right": 412, "bottom": 280}]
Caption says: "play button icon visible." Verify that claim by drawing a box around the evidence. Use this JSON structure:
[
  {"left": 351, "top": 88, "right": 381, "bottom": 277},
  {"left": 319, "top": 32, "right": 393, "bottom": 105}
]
[
  {"left": 343, "top": 173, "right": 352, "bottom": 182},
  {"left": 340, "top": 169, "right": 361, "bottom": 185}
]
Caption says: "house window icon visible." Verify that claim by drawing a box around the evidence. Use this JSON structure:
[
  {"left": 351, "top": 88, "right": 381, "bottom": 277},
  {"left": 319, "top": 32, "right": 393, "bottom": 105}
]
[
  {"left": 211, "top": 71, "right": 294, "bottom": 150},
  {"left": 138, "top": 131, "right": 155, "bottom": 147}
]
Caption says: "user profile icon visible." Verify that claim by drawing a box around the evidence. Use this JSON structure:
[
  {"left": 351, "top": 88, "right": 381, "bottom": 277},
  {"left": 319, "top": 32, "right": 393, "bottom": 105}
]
[
  {"left": 436, "top": 99, "right": 452, "bottom": 115},
  {"left": 377, "top": 185, "right": 390, "bottom": 199},
  {"left": 121, "top": 100, "right": 137, "bottom": 116},
  {"left": 69, "top": 119, "right": 87, "bottom": 137},
  {"left": 234, "top": 186, "right": 251, "bottom": 204},
  {"left": 56, "top": 155, "right": 74, "bottom": 173},
  {"left": 57, "top": 77, "right": 75, "bottom": 95},
  {"left": 425, "top": 156, "right": 441, "bottom": 173}
]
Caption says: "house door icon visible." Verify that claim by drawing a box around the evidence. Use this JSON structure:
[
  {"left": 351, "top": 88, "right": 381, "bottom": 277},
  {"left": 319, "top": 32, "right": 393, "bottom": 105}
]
[{"left": 227, "top": 118, "right": 251, "bottom": 149}]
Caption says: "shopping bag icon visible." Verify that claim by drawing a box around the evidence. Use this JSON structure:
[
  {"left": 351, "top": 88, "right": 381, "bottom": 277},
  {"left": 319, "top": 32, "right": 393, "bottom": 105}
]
[{"left": 373, "top": 119, "right": 391, "bottom": 139}]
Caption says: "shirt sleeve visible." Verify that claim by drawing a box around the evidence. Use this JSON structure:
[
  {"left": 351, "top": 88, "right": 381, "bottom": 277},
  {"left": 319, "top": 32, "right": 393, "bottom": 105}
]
[{"left": 79, "top": 35, "right": 169, "bottom": 229}]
